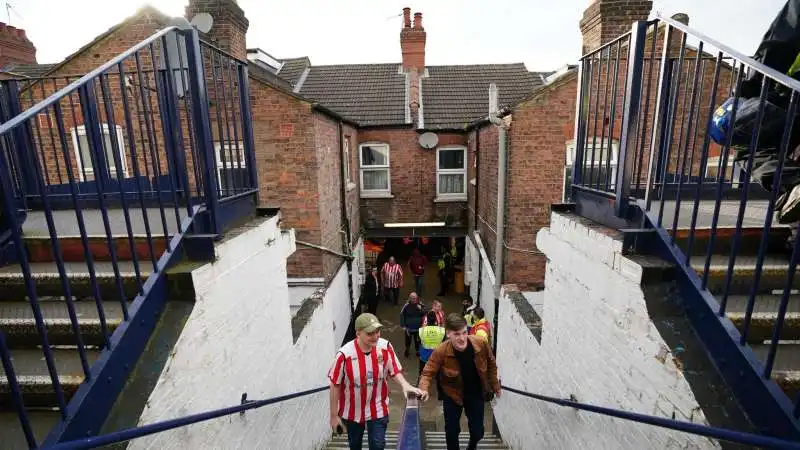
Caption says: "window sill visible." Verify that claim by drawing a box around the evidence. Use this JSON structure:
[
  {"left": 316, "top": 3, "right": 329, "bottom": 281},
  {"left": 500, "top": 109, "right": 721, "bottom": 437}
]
[
  {"left": 434, "top": 196, "right": 467, "bottom": 203},
  {"left": 360, "top": 192, "right": 394, "bottom": 199},
  {"left": 346, "top": 182, "right": 357, "bottom": 192}
]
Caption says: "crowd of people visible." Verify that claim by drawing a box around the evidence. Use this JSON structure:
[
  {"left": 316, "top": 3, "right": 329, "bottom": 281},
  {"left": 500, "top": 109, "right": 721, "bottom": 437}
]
[{"left": 333, "top": 248, "right": 498, "bottom": 450}]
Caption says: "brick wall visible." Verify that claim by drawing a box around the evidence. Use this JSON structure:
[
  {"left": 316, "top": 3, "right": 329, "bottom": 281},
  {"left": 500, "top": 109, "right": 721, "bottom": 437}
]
[
  {"left": 249, "top": 81, "right": 321, "bottom": 278},
  {"left": 505, "top": 75, "right": 577, "bottom": 290},
  {"left": 313, "top": 112, "right": 346, "bottom": 282},
  {"left": 580, "top": 0, "right": 653, "bottom": 54},
  {"left": 358, "top": 128, "right": 468, "bottom": 229},
  {"left": 472, "top": 125, "right": 499, "bottom": 270}
]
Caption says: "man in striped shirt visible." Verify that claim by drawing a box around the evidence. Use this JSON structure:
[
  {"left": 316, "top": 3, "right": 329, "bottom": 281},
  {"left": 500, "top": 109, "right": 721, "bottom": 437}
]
[
  {"left": 381, "top": 256, "right": 403, "bottom": 305},
  {"left": 329, "top": 313, "right": 424, "bottom": 450}
]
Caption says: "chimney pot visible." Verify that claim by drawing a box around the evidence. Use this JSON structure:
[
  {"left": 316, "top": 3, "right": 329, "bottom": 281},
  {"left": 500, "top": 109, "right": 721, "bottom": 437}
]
[
  {"left": 413, "top": 12, "right": 423, "bottom": 30},
  {"left": 403, "top": 8, "right": 411, "bottom": 28}
]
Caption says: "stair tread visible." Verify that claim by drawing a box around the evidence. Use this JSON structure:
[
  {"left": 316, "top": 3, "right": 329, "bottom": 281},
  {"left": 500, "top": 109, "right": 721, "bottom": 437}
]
[
  {"left": 724, "top": 295, "right": 800, "bottom": 314},
  {"left": 0, "top": 348, "right": 99, "bottom": 382},
  {"left": 751, "top": 344, "right": 800, "bottom": 373},
  {"left": 0, "top": 261, "right": 144, "bottom": 278},
  {"left": 696, "top": 255, "right": 798, "bottom": 272},
  {"left": 0, "top": 301, "right": 125, "bottom": 323}
]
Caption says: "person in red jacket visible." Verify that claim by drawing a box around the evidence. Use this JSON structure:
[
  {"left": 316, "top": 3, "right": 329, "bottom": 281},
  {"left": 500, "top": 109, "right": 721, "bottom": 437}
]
[{"left": 409, "top": 249, "right": 428, "bottom": 297}]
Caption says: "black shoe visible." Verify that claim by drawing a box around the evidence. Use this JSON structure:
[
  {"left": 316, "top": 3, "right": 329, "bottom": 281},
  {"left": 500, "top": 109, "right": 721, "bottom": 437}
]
[{"left": 404, "top": 349, "right": 410, "bottom": 358}]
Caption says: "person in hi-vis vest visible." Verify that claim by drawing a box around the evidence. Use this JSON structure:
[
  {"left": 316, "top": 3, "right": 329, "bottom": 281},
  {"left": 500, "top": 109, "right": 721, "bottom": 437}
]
[{"left": 418, "top": 311, "right": 446, "bottom": 381}]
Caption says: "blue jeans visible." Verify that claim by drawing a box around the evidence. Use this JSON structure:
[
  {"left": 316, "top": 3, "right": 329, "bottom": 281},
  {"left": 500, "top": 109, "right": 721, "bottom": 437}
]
[
  {"left": 343, "top": 416, "right": 389, "bottom": 450},
  {"left": 414, "top": 275, "right": 424, "bottom": 296},
  {"left": 443, "top": 396, "right": 485, "bottom": 450}
]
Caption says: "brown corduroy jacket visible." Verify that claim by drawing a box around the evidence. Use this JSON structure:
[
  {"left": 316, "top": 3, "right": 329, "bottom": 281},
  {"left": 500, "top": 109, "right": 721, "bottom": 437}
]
[{"left": 418, "top": 335, "right": 500, "bottom": 405}]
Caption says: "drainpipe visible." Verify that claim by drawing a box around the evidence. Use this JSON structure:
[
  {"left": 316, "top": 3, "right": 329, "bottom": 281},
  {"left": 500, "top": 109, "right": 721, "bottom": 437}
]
[
  {"left": 488, "top": 85, "right": 507, "bottom": 438},
  {"left": 473, "top": 129, "right": 482, "bottom": 307},
  {"left": 487, "top": 84, "right": 507, "bottom": 357},
  {"left": 338, "top": 120, "right": 356, "bottom": 342}
]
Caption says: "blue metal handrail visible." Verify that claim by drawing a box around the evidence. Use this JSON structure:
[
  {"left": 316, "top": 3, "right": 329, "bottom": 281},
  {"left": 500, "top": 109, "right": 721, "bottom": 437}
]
[
  {"left": 503, "top": 385, "right": 800, "bottom": 449},
  {"left": 396, "top": 394, "right": 423, "bottom": 450},
  {"left": 44, "top": 386, "right": 329, "bottom": 450},
  {"left": 570, "top": 12, "right": 800, "bottom": 440}
]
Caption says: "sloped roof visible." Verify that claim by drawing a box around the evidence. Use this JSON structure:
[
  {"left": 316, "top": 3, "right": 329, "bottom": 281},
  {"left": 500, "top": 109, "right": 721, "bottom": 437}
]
[
  {"left": 297, "top": 63, "right": 407, "bottom": 127},
  {"left": 277, "top": 57, "right": 311, "bottom": 87},
  {"left": 0, "top": 63, "right": 57, "bottom": 78},
  {"left": 422, "top": 64, "right": 549, "bottom": 129}
]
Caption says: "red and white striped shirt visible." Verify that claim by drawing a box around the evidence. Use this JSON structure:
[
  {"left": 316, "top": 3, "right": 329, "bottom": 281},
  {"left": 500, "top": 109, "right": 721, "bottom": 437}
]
[
  {"left": 328, "top": 338, "right": 402, "bottom": 423},
  {"left": 381, "top": 262, "right": 403, "bottom": 289}
]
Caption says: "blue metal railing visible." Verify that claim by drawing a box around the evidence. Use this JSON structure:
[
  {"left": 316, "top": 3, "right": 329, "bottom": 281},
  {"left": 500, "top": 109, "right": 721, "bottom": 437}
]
[
  {"left": 0, "top": 24, "right": 257, "bottom": 447},
  {"left": 571, "top": 14, "right": 800, "bottom": 438}
]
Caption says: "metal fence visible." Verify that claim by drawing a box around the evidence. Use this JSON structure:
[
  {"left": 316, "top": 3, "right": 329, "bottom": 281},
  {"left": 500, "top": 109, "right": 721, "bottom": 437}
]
[{"left": 0, "top": 25, "right": 257, "bottom": 448}]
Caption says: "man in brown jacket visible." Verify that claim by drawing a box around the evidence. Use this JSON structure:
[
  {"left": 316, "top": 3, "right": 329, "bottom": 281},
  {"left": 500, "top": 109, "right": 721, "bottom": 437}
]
[{"left": 418, "top": 313, "right": 501, "bottom": 450}]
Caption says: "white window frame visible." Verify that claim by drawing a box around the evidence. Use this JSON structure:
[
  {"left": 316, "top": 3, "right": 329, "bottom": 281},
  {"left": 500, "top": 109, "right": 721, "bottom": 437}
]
[
  {"left": 214, "top": 141, "right": 246, "bottom": 191},
  {"left": 359, "top": 142, "right": 391, "bottom": 198},
  {"left": 705, "top": 152, "right": 743, "bottom": 188},
  {"left": 344, "top": 136, "right": 355, "bottom": 190},
  {"left": 563, "top": 138, "right": 619, "bottom": 201},
  {"left": 71, "top": 124, "right": 128, "bottom": 182},
  {"left": 436, "top": 146, "right": 468, "bottom": 201}
]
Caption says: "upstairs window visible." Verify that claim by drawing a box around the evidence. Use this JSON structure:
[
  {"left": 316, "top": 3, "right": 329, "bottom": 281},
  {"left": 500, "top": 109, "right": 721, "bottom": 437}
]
[
  {"left": 360, "top": 143, "right": 391, "bottom": 197},
  {"left": 437, "top": 146, "right": 467, "bottom": 200},
  {"left": 72, "top": 124, "right": 127, "bottom": 182},
  {"left": 564, "top": 138, "right": 618, "bottom": 201}
]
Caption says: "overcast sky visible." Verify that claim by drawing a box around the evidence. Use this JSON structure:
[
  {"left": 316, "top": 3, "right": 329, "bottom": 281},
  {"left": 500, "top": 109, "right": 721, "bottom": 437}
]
[{"left": 10, "top": 0, "right": 788, "bottom": 72}]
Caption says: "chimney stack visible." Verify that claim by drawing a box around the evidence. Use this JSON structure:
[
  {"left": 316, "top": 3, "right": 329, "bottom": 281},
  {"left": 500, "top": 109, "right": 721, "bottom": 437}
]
[
  {"left": 185, "top": 0, "right": 250, "bottom": 61},
  {"left": 400, "top": 9, "right": 426, "bottom": 71},
  {"left": 579, "top": 0, "right": 652, "bottom": 54},
  {"left": 0, "top": 21, "right": 37, "bottom": 68}
]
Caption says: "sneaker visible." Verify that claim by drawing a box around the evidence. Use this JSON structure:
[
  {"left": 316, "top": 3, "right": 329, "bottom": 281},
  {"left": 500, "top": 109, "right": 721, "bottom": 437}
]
[{"left": 778, "top": 185, "right": 800, "bottom": 224}]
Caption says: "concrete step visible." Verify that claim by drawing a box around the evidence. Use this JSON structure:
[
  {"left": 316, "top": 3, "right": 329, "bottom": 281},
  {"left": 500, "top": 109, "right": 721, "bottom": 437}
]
[
  {"left": 326, "top": 431, "right": 506, "bottom": 449},
  {"left": 25, "top": 235, "right": 168, "bottom": 264},
  {"left": 0, "top": 347, "right": 99, "bottom": 409},
  {"left": 425, "top": 432, "right": 506, "bottom": 449},
  {"left": 0, "top": 261, "right": 145, "bottom": 301},
  {"left": 0, "top": 300, "right": 125, "bottom": 346},
  {"left": 724, "top": 295, "right": 800, "bottom": 342},
  {"left": 673, "top": 227, "right": 792, "bottom": 257},
  {"left": 751, "top": 344, "right": 800, "bottom": 400},
  {"left": 696, "top": 255, "right": 800, "bottom": 295},
  {"left": 0, "top": 410, "right": 60, "bottom": 450}
]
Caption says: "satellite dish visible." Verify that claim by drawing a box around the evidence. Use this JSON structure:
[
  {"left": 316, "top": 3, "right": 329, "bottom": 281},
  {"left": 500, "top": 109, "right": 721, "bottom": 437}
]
[
  {"left": 418, "top": 132, "right": 439, "bottom": 149},
  {"left": 191, "top": 13, "right": 214, "bottom": 33}
]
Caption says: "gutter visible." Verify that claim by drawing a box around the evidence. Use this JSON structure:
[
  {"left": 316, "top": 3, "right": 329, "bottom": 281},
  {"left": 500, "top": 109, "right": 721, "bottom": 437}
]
[{"left": 338, "top": 120, "right": 357, "bottom": 342}]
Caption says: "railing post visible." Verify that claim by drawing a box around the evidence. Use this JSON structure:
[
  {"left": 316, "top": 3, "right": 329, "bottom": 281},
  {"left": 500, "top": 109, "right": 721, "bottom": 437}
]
[
  {"left": 4, "top": 80, "right": 38, "bottom": 199},
  {"left": 237, "top": 64, "right": 258, "bottom": 200},
  {"left": 182, "top": 27, "right": 220, "bottom": 234},
  {"left": 614, "top": 21, "right": 648, "bottom": 217},
  {"left": 571, "top": 57, "right": 589, "bottom": 194}
]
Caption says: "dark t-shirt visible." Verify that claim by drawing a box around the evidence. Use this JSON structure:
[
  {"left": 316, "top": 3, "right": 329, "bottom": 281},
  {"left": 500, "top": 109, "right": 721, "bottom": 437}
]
[{"left": 454, "top": 341, "right": 482, "bottom": 400}]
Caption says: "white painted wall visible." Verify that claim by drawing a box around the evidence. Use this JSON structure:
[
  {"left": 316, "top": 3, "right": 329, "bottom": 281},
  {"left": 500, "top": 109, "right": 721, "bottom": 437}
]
[
  {"left": 493, "top": 212, "right": 720, "bottom": 450},
  {"left": 289, "top": 285, "right": 321, "bottom": 307},
  {"left": 128, "top": 217, "right": 338, "bottom": 450},
  {"left": 325, "top": 262, "right": 353, "bottom": 347},
  {"left": 467, "top": 233, "right": 497, "bottom": 346}
]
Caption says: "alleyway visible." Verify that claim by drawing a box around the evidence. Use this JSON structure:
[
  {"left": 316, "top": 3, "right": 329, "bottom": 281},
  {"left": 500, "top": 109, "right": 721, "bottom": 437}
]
[{"left": 368, "top": 258, "right": 493, "bottom": 434}]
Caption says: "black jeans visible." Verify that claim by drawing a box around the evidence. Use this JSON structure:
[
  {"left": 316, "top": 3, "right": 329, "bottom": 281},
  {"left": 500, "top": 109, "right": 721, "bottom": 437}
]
[
  {"left": 343, "top": 416, "right": 389, "bottom": 450},
  {"left": 404, "top": 330, "right": 420, "bottom": 354},
  {"left": 443, "top": 396, "right": 485, "bottom": 450},
  {"left": 384, "top": 287, "right": 400, "bottom": 305}
]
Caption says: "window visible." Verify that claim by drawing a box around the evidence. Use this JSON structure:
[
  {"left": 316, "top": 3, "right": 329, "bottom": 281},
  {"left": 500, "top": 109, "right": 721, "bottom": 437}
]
[
  {"left": 71, "top": 124, "right": 127, "bottom": 182},
  {"left": 215, "top": 142, "right": 247, "bottom": 192},
  {"left": 359, "top": 143, "right": 391, "bottom": 197},
  {"left": 437, "top": 146, "right": 467, "bottom": 200},
  {"left": 563, "top": 138, "right": 618, "bottom": 201},
  {"left": 343, "top": 136, "right": 353, "bottom": 188}
]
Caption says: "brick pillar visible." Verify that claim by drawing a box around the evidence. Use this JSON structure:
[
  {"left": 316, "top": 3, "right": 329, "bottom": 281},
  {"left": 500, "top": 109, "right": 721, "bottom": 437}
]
[
  {"left": 579, "top": 0, "right": 652, "bottom": 54},
  {"left": 0, "top": 22, "right": 36, "bottom": 67},
  {"left": 185, "top": 0, "right": 249, "bottom": 61}
]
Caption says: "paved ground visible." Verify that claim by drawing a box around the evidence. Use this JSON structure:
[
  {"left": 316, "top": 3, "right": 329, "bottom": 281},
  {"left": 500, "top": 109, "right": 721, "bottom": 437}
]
[
  {"left": 23, "top": 208, "right": 186, "bottom": 237},
  {"left": 370, "top": 260, "right": 494, "bottom": 435},
  {"left": 650, "top": 200, "right": 787, "bottom": 229}
]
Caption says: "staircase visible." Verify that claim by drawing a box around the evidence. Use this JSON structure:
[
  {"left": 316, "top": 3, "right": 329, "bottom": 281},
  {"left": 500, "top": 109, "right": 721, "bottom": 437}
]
[
  {"left": 678, "top": 226, "right": 800, "bottom": 400},
  {"left": 325, "top": 430, "right": 508, "bottom": 449},
  {"left": 0, "top": 228, "right": 166, "bottom": 449}
]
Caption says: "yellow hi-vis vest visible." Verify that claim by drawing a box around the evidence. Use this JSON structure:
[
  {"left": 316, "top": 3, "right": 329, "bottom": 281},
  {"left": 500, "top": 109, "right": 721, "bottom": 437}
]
[{"left": 418, "top": 325, "right": 445, "bottom": 362}]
